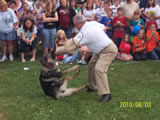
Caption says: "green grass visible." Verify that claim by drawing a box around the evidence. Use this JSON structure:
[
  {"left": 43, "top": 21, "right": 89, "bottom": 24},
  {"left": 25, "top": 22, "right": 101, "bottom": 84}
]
[{"left": 0, "top": 57, "right": 160, "bottom": 120}]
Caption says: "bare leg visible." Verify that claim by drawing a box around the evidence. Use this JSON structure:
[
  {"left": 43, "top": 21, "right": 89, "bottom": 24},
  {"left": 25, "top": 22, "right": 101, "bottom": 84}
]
[
  {"left": 119, "top": 57, "right": 130, "bottom": 61},
  {"left": 8, "top": 41, "right": 14, "bottom": 55},
  {"left": 2, "top": 40, "right": 7, "bottom": 56},
  {"left": 21, "top": 52, "right": 25, "bottom": 61},
  {"left": 50, "top": 48, "right": 54, "bottom": 52},
  {"left": 31, "top": 49, "right": 36, "bottom": 60},
  {"left": 43, "top": 48, "right": 48, "bottom": 56}
]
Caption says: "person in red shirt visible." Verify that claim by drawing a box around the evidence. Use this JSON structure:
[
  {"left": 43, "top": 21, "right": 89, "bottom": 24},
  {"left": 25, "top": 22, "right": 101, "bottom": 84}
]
[
  {"left": 157, "top": 38, "right": 160, "bottom": 47},
  {"left": 112, "top": 7, "right": 127, "bottom": 50},
  {"left": 146, "top": 24, "right": 160, "bottom": 60},
  {"left": 132, "top": 29, "right": 146, "bottom": 60},
  {"left": 119, "top": 34, "right": 133, "bottom": 61},
  {"left": 146, "top": 13, "right": 158, "bottom": 30}
]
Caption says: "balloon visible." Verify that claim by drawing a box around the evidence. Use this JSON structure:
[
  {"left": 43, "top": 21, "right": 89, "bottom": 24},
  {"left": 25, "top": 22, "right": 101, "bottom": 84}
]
[
  {"left": 133, "top": 25, "right": 141, "bottom": 35},
  {"left": 124, "top": 43, "right": 131, "bottom": 52}
]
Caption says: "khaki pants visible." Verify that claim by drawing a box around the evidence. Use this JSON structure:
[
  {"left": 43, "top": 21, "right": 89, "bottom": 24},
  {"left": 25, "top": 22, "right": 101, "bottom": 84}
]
[{"left": 88, "top": 42, "right": 118, "bottom": 95}]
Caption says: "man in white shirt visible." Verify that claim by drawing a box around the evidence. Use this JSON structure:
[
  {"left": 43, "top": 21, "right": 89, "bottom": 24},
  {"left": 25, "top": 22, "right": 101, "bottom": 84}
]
[{"left": 55, "top": 15, "right": 118, "bottom": 102}]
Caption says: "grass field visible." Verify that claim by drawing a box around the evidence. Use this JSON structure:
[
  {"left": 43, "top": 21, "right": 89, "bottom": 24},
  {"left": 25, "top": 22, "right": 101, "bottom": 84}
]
[{"left": 0, "top": 56, "right": 160, "bottom": 120}]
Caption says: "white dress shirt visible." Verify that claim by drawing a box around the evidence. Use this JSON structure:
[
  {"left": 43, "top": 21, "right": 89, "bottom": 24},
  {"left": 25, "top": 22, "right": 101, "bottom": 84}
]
[{"left": 74, "top": 21, "right": 112, "bottom": 54}]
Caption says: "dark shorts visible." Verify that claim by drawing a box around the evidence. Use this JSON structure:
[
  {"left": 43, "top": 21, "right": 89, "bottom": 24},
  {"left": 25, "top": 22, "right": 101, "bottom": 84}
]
[{"left": 20, "top": 38, "right": 37, "bottom": 52}]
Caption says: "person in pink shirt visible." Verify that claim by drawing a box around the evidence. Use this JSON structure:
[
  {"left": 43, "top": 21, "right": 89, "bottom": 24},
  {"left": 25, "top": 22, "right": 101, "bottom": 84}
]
[{"left": 119, "top": 34, "right": 133, "bottom": 61}]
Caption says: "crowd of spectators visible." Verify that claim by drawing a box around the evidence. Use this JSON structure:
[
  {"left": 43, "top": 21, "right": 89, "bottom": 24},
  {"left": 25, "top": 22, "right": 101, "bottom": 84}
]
[{"left": 0, "top": 0, "right": 160, "bottom": 63}]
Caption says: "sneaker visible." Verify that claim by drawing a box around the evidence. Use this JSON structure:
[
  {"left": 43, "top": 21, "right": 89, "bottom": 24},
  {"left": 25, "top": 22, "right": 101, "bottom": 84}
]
[
  {"left": 30, "top": 58, "right": 35, "bottom": 62},
  {"left": 77, "top": 60, "right": 87, "bottom": 65},
  {"left": 22, "top": 59, "right": 26, "bottom": 63},
  {"left": 116, "top": 52, "right": 120, "bottom": 60},
  {"left": 9, "top": 55, "right": 14, "bottom": 61},
  {"left": 0, "top": 55, "right": 8, "bottom": 62},
  {"left": 39, "top": 41, "right": 42, "bottom": 45}
]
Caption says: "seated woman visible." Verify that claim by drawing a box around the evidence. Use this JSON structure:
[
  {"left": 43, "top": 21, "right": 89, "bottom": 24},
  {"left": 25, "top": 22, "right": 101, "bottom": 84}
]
[{"left": 20, "top": 18, "right": 37, "bottom": 62}]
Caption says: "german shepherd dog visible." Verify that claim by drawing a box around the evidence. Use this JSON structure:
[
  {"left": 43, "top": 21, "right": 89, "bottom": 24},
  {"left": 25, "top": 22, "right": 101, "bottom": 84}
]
[{"left": 39, "top": 52, "right": 85, "bottom": 99}]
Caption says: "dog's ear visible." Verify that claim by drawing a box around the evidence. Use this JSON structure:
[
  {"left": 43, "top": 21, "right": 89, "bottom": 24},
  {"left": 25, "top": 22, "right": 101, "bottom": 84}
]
[{"left": 51, "top": 49, "right": 56, "bottom": 59}]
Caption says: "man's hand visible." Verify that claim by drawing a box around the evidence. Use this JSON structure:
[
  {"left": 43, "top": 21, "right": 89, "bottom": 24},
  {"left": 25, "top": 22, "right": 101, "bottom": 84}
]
[
  {"left": 29, "top": 40, "right": 32, "bottom": 45},
  {"left": 80, "top": 45, "right": 91, "bottom": 53},
  {"left": 24, "top": 40, "right": 29, "bottom": 45}
]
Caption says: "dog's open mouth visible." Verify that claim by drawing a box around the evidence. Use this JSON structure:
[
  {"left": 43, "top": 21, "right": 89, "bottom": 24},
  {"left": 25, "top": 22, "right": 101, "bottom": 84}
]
[{"left": 42, "top": 62, "right": 54, "bottom": 69}]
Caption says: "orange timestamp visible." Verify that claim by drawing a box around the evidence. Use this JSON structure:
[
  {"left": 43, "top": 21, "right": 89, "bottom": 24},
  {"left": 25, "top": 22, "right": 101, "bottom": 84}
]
[{"left": 120, "top": 102, "right": 151, "bottom": 108}]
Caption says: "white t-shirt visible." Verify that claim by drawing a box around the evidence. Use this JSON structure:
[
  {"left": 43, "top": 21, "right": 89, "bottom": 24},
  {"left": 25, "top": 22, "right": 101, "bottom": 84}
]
[
  {"left": 74, "top": 21, "right": 112, "bottom": 54},
  {"left": 145, "top": 5, "right": 160, "bottom": 28},
  {"left": 0, "top": 8, "right": 18, "bottom": 33},
  {"left": 110, "top": 4, "right": 121, "bottom": 18},
  {"left": 83, "top": 9, "right": 96, "bottom": 19},
  {"left": 95, "top": 7, "right": 104, "bottom": 21},
  {"left": 20, "top": 25, "right": 37, "bottom": 40}
]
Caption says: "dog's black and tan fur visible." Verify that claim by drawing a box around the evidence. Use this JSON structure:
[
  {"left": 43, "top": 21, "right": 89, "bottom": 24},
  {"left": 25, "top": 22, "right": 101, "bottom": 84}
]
[{"left": 39, "top": 52, "right": 85, "bottom": 99}]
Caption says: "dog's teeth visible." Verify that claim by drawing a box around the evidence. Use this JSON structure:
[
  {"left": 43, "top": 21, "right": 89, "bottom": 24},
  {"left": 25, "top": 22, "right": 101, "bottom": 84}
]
[{"left": 56, "top": 62, "right": 59, "bottom": 66}]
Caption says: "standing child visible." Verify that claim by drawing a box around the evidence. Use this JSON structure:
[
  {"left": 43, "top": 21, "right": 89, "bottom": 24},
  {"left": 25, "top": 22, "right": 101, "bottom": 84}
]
[
  {"left": 112, "top": 7, "right": 127, "bottom": 50},
  {"left": 129, "top": 10, "right": 144, "bottom": 42},
  {"left": 132, "top": 29, "right": 146, "bottom": 60},
  {"left": 146, "top": 23, "right": 160, "bottom": 60},
  {"left": 100, "top": 8, "right": 113, "bottom": 38},
  {"left": 95, "top": 0, "right": 105, "bottom": 22},
  {"left": 119, "top": 34, "right": 133, "bottom": 61},
  {"left": 146, "top": 12, "right": 158, "bottom": 30}
]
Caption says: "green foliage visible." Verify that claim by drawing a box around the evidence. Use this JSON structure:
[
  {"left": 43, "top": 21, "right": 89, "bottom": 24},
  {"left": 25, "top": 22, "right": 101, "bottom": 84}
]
[{"left": 0, "top": 60, "right": 160, "bottom": 120}]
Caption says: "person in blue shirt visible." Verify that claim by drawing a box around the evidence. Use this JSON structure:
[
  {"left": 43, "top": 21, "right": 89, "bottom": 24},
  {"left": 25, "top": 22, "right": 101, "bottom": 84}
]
[
  {"left": 100, "top": 8, "right": 113, "bottom": 38},
  {"left": 0, "top": 0, "right": 18, "bottom": 62}
]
